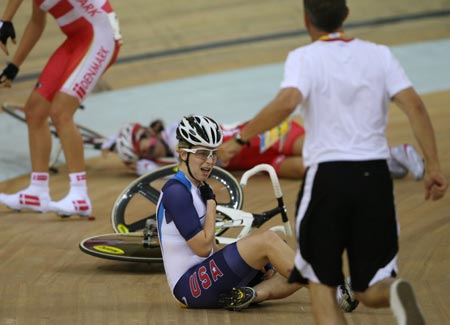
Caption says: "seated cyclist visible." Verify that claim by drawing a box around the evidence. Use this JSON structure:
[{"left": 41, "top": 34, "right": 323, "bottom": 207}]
[
  {"left": 102, "top": 115, "right": 424, "bottom": 180},
  {"left": 154, "top": 114, "right": 358, "bottom": 311}
]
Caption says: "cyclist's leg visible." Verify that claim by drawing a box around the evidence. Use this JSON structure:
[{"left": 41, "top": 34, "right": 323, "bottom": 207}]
[
  {"left": 49, "top": 92, "right": 84, "bottom": 173},
  {"left": 47, "top": 92, "right": 92, "bottom": 216},
  {"left": 219, "top": 236, "right": 303, "bottom": 306},
  {"left": 236, "top": 230, "right": 295, "bottom": 278},
  {"left": 172, "top": 243, "right": 259, "bottom": 308},
  {"left": 252, "top": 272, "right": 302, "bottom": 303},
  {"left": 0, "top": 92, "right": 52, "bottom": 212},
  {"left": 290, "top": 135, "right": 304, "bottom": 155},
  {"left": 25, "top": 91, "right": 52, "bottom": 172}
]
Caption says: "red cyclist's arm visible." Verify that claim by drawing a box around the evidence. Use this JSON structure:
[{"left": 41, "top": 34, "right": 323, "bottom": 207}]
[{"left": 10, "top": 0, "right": 46, "bottom": 67}]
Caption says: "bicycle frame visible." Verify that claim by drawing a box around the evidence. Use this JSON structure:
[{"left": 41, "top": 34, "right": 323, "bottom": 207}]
[{"left": 214, "top": 163, "right": 292, "bottom": 245}]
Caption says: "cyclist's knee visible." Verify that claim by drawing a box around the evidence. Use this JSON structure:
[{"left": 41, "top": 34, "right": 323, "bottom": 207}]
[
  {"left": 262, "top": 230, "right": 285, "bottom": 247},
  {"left": 49, "top": 109, "right": 69, "bottom": 127},
  {"left": 24, "top": 102, "right": 50, "bottom": 126},
  {"left": 49, "top": 105, "right": 78, "bottom": 128}
]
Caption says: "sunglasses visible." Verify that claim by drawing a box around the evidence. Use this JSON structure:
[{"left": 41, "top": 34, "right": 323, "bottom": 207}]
[{"left": 182, "top": 148, "right": 218, "bottom": 161}]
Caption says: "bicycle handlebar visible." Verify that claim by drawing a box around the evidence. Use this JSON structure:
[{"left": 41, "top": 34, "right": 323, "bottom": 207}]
[
  {"left": 239, "top": 164, "right": 282, "bottom": 199},
  {"left": 240, "top": 164, "right": 292, "bottom": 237}
]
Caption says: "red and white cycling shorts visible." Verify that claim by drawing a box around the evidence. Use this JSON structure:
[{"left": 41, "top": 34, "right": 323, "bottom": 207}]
[
  {"left": 222, "top": 120, "right": 305, "bottom": 174},
  {"left": 34, "top": 0, "right": 122, "bottom": 102}
]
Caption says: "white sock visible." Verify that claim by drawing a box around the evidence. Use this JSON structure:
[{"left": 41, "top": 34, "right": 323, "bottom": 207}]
[
  {"left": 68, "top": 172, "right": 88, "bottom": 196},
  {"left": 28, "top": 172, "right": 50, "bottom": 193}
]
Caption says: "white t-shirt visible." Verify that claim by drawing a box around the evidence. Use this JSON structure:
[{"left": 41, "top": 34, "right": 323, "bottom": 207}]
[{"left": 280, "top": 37, "right": 412, "bottom": 167}]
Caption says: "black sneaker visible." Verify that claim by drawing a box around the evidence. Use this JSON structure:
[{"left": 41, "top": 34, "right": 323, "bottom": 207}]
[
  {"left": 218, "top": 287, "right": 256, "bottom": 311},
  {"left": 337, "top": 277, "right": 359, "bottom": 312}
]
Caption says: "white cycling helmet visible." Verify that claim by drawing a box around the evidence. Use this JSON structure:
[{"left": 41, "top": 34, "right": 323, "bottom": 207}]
[
  {"left": 176, "top": 115, "right": 223, "bottom": 148},
  {"left": 116, "top": 123, "right": 142, "bottom": 163}
]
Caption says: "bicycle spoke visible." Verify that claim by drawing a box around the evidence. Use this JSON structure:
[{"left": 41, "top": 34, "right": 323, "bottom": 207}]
[
  {"left": 122, "top": 215, "right": 154, "bottom": 233},
  {"left": 136, "top": 182, "right": 160, "bottom": 203}
]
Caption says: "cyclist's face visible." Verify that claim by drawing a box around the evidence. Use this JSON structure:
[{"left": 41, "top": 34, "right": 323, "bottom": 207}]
[
  {"left": 180, "top": 146, "right": 217, "bottom": 183},
  {"left": 138, "top": 136, "right": 168, "bottom": 161}
]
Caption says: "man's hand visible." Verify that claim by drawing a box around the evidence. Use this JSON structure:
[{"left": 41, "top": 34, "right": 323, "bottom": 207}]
[
  {"left": 0, "top": 21, "right": 16, "bottom": 55},
  {"left": 424, "top": 171, "right": 448, "bottom": 201},
  {"left": 217, "top": 138, "right": 243, "bottom": 166},
  {"left": 0, "top": 62, "right": 19, "bottom": 88}
]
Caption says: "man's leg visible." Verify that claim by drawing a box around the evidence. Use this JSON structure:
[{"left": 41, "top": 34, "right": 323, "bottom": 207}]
[
  {"left": 355, "top": 278, "right": 425, "bottom": 325},
  {"left": 309, "top": 282, "right": 347, "bottom": 325},
  {"left": 354, "top": 277, "right": 392, "bottom": 307}
]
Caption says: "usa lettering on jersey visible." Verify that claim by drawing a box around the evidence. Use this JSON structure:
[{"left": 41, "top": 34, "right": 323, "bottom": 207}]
[{"left": 189, "top": 259, "right": 224, "bottom": 298}]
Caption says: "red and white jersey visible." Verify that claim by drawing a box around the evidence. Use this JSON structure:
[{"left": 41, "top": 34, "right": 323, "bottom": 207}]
[
  {"left": 34, "top": 0, "right": 122, "bottom": 101},
  {"left": 35, "top": 0, "right": 117, "bottom": 31}
]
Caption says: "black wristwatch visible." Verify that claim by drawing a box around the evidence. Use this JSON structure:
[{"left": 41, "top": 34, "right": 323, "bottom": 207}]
[{"left": 233, "top": 132, "right": 249, "bottom": 146}]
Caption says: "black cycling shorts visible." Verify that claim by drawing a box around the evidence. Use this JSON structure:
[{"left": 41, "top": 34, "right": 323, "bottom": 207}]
[{"left": 292, "top": 160, "right": 398, "bottom": 292}]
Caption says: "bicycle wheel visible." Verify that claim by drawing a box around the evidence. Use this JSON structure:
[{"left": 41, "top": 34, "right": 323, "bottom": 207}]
[
  {"left": 79, "top": 233, "right": 163, "bottom": 263},
  {"left": 111, "top": 164, "right": 243, "bottom": 233}
]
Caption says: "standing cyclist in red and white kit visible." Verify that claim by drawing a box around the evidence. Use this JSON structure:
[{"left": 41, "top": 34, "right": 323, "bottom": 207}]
[{"left": 0, "top": 0, "right": 122, "bottom": 217}]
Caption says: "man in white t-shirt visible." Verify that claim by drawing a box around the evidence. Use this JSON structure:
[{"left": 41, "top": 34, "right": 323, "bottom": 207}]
[{"left": 219, "top": 0, "right": 448, "bottom": 324}]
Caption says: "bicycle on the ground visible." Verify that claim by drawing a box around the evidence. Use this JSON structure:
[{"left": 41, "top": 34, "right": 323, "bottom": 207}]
[{"left": 79, "top": 163, "right": 292, "bottom": 263}]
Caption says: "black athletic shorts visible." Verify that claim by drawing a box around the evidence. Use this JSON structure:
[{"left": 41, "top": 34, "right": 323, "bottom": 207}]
[{"left": 291, "top": 160, "right": 398, "bottom": 292}]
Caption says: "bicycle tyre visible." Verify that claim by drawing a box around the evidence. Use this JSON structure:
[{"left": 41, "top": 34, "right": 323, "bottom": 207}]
[
  {"left": 79, "top": 233, "right": 163, "bottom": 263},
  {"left": 111, "top": 164, "right": 243, "bottom": 233}
]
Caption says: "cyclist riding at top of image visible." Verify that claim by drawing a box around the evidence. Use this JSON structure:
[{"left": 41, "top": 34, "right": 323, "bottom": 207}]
[
  {"left": 0, "top": 0, "right": 122, "bottom": 217},
  {"left": 103, "top": 115, "right": 426, "bottom": 180},
  {"left": 155, "top": 114, "right": 358, "bottom": 311}
]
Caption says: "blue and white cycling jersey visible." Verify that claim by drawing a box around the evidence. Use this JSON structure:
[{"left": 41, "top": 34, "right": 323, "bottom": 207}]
[{"left": 156, "top": 171, "right": 213, "bottom": 291}]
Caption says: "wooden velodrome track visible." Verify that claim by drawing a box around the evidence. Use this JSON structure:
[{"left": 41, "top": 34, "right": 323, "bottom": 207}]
[{"left": 1, "top": 0, "right": 450, "bottom": 324}]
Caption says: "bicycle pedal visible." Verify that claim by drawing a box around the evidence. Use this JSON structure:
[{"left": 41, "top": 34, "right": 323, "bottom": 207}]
[{"left": 143, "top": 218, "right": 158, "bottom": 247}]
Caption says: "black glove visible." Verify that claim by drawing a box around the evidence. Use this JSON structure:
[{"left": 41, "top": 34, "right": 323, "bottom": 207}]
[
  {"left": 0, "top": 62, "right": 19, "bottom": 82},
  {"left": 199, "top": 182, "right": 216, "bottom": 203},
  {"left": 0, "top": 21, "right": 16, "bottom": 46}
]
